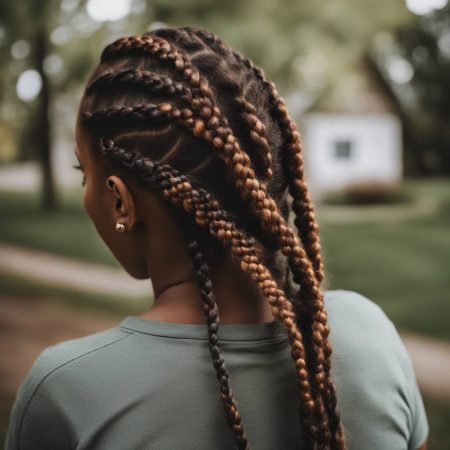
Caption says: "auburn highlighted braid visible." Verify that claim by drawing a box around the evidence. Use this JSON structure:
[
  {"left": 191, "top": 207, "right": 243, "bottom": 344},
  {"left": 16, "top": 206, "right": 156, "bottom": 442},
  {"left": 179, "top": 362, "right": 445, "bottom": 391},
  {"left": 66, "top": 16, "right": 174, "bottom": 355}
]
[
  {"left": 86, "top": 69, "right": 192, "bottom": 100},
  {"left": 79, "top": 27, "right": 347, "bottom": 450},
  {"left": 181, "top": 26, "right": 344, "bottom": 448}
]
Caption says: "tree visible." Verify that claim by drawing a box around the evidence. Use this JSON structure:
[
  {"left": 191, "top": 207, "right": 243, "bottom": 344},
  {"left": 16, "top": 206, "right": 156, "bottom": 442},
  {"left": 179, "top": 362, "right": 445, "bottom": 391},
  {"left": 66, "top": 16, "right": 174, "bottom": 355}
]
[
  {"left": 0, "top": 0, "right": 427, "bottom": 211},
  {"left": 368, "top": 4, "right": 450, "bottom": 175},
  {"left": 0, "top": 0, "right": 58, "bottom": 209}
]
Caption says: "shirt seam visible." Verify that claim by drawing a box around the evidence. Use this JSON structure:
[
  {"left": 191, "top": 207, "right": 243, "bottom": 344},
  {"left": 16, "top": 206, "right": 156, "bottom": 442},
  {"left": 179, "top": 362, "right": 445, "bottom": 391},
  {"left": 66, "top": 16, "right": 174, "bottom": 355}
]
[
  {"left": 17, "top": 331, "right": 133, "bottom": 450},
  {"left": 118, "top": 324, "right": 287, "bottom": 343}
]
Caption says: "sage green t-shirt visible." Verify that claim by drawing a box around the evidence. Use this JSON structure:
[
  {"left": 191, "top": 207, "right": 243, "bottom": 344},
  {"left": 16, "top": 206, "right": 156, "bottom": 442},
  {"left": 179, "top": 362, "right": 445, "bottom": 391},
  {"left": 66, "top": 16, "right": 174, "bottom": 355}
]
[{"left": 5, "top": 290, "right": 429, "bottom": 450}]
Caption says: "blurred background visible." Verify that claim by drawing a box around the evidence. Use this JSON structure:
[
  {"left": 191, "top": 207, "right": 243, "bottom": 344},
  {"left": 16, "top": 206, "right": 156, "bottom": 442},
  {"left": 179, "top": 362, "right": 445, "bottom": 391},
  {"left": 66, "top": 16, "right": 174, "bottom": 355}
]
[{"left": 0, "top": 0, "right": 449, "bottom": 447}]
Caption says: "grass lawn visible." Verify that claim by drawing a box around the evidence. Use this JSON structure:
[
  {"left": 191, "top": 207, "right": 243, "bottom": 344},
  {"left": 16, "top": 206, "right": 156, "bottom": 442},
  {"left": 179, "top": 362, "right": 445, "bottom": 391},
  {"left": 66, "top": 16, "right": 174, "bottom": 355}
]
[
  {"left": 318, "top": 178, "right": 450, "bottom": 340},
  {"left": 0, "top": 188, "right": 118, "bottom": 267},
  {"left": 1, "top": 178, "right": 449, "bottom": 340}
]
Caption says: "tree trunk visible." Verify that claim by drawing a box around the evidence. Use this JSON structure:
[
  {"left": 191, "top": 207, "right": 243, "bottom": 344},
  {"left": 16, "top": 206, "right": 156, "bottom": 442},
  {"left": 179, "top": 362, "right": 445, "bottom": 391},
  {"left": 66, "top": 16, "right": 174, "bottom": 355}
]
[{"left": 34, "top": 28, "right": 57, "bottom": 210}]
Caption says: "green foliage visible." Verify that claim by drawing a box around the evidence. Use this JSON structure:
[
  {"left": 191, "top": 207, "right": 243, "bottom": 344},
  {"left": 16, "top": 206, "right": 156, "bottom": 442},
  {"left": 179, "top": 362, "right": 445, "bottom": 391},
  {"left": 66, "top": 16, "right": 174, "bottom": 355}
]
[{"left": 394, "top": 5, "right": 450, "bottom": 174}]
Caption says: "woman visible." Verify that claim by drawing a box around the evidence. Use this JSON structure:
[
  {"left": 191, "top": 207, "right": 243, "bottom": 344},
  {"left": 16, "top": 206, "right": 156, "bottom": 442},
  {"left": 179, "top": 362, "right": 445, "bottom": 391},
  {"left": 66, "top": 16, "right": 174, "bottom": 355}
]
[{"left": 6, "top": 27, "right": 428, "bottom": 450}]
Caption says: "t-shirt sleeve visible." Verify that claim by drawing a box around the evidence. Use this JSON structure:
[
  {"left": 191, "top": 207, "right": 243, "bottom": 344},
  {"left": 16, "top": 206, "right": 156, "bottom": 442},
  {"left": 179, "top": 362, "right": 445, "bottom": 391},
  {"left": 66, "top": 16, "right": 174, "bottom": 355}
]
[
  {"left": 325, "top": 289, "right": 430, "bottom": 449},
  {"left": 4, "top": 345, "right": 71, "bottom": 450},
  {"left": 386, "top": 319, "right": 429, "bottom": 450}
]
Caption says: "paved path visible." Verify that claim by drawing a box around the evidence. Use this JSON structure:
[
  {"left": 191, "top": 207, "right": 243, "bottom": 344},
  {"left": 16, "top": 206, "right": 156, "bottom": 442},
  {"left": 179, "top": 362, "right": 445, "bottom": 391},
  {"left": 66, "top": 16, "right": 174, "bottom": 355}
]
[
  {"left": 0, "top": 243, "right": 152, "bottom": 300},
  {"left": 402, "top": 334, "right": 450, "bottom": 401}
]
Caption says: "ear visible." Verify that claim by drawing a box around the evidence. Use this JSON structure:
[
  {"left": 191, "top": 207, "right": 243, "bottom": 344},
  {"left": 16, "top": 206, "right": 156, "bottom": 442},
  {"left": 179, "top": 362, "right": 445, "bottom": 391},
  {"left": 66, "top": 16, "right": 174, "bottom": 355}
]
[{"left": 106, "top": 175, "right": 137, "bottom": 231}]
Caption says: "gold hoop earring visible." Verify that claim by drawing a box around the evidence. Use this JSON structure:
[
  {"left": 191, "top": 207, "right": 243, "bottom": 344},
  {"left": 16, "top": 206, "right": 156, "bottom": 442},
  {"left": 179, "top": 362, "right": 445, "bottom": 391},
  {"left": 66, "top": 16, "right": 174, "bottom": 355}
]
[{"left": 115, "top": 222, "right": 125, "bottom": 233}]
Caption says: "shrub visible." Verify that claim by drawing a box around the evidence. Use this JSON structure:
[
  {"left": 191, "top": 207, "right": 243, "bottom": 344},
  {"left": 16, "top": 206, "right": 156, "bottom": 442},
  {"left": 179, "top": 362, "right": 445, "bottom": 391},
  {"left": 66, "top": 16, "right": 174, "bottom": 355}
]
[{"left": 322, "top": 180, "right": 412, "bottom": 205}]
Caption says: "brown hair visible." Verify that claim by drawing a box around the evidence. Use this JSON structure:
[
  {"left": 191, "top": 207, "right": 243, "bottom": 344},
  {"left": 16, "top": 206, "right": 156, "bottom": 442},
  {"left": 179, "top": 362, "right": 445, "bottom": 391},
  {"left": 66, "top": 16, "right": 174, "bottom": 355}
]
[{"left": 78, "top": 26, "right": 346, "bottom": 450}]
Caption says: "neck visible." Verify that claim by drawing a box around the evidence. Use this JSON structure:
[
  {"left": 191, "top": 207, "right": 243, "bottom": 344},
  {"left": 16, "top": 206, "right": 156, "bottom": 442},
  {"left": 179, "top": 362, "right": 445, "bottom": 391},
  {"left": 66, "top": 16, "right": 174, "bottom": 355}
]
[{"left": 140, "top": 250, "right": 275, "bottom": 325}]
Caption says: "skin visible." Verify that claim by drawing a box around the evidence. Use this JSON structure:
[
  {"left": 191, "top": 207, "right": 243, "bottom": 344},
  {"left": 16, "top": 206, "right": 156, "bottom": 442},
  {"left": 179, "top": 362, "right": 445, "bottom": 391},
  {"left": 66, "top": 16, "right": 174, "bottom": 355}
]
[{"left": 74, "top": 116, "right": 275, "bottom": 325}]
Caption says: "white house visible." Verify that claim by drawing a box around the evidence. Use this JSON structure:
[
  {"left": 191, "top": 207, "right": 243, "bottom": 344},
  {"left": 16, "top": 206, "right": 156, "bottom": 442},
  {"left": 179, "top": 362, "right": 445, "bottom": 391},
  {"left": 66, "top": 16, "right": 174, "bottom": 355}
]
[{"left": 299, "top": 112, "right": 403, "bottom": 199}]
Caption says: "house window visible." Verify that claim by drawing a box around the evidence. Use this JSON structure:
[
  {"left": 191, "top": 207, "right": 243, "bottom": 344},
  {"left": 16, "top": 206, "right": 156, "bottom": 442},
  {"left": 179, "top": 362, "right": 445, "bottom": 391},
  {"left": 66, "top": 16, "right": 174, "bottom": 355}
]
[{"left": 334, "top": 140, "right": 353, "bottom": 159}]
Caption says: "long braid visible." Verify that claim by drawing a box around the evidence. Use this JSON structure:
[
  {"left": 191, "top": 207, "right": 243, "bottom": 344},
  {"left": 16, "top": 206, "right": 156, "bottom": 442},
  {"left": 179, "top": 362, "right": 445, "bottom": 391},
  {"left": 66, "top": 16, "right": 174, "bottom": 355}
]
[
  {"left": 177, "top": 29, "right": 344, "bottom": 448},
  {"left": 180, "top": 27, "right": 345, "bottom": 449},
  {"left": 234, "top": 54, "right": 345, "bottom": 450},
  {"left": 94, "top": 136, "right": 322, "bottom": 447},
  {"left": 187, "top": 237, "right": 249, "bottom": 449},
  {"left": 84, "top": 100, "right": 334, "bottom": 446}
]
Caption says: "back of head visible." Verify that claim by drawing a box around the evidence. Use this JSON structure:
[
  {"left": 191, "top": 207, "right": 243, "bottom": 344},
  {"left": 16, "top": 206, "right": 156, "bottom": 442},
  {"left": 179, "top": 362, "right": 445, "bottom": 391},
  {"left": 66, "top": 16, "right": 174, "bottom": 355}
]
[
  {"left": 77, "top": 26, "right": 346, "bottom": 450},
  {"left": 78, "top": 27, "right": 288, "bottom": 254}
]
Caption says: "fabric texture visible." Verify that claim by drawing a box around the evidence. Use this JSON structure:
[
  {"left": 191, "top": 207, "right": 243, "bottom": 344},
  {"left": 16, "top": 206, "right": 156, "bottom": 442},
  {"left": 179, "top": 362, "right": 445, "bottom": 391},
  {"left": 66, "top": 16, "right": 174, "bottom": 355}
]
[{"left": 5, "top": 289, "right": 429, "bottom": 449}]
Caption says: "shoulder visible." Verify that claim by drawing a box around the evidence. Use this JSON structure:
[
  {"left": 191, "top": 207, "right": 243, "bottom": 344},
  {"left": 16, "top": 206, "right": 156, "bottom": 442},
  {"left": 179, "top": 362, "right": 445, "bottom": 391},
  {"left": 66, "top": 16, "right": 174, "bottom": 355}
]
[
  {"left": 5, "top": 326, "right": 133, "bottom": 450},
  {"left": 323, "top": 288, "right": 410, "bottom": 377},
  {"left": 323, "top": 289, "right": 419, "bottom": 380},
  {"left": 323, "top": 289, "right": 429, "bottom": 450},
  {"left": 38, "top": 325, "right": 133, "bottom": 368},
  {"left": 18, "top": 325, "right": 133, "bottom": 402},
  {"left": 323, "top": 288, "right": 390, "bottom": 327},
  {"left": 324, "top": 288, "right": 401, "bottom": 353},
  {"left": 14, "top": 325, "right": 133, "bottom": 401}
]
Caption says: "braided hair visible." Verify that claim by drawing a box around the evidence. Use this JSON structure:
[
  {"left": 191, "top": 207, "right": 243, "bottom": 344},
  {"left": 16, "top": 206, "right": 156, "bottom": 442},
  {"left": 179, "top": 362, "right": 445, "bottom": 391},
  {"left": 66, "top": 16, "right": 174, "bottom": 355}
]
[{"left": 78, "top": 26, "right": 346, "bottom": 450}]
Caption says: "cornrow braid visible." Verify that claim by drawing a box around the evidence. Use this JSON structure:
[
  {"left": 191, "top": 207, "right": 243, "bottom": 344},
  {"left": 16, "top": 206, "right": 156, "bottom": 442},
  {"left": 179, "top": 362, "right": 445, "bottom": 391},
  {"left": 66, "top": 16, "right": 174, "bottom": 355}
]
[
  {"left": 180, "top": 27, "right": 345, "bottom": 449},
  {"left": 84, "top": 100, "right": 334, "bottom": 446},
  {"left": 187, "top": 238, "right": 249, "bottom": 450},
  {"left": 95, "top": 135, "right": 323, "bottom": 448},
  {"left": 85, "top": 68, "right": 272, "bottom": 184},
  {"left": 85, "top": 69, "right": 192, "bottom": 100},
  {"left": 234, "top": 96, "right": 273, "bottom": 180},
  {"left": 101, "top": 34, "right": 226, "bottom": 136},
  {"left": 100, "top": 36, "right": 278, "bottom": 229}
]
